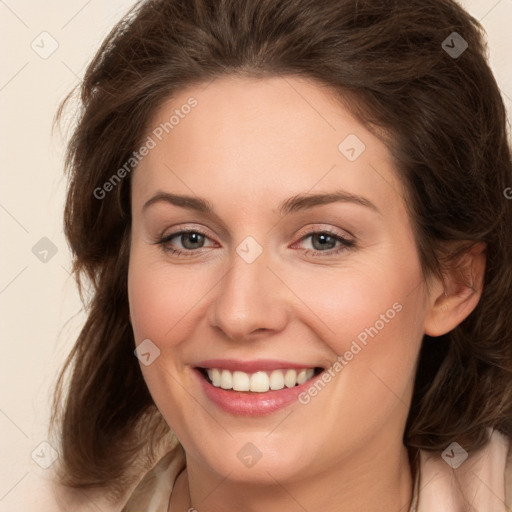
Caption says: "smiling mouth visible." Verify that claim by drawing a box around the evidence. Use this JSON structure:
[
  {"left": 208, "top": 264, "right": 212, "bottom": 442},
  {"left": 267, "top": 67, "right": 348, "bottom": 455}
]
[{"left": 198, "top": 367, "right": 324, "bottom": 393}]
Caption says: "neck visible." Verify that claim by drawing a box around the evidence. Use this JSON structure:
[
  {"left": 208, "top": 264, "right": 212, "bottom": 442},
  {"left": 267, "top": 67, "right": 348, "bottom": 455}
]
[{"left": 170, "top": 442, "right": 414, "bottom": 512}]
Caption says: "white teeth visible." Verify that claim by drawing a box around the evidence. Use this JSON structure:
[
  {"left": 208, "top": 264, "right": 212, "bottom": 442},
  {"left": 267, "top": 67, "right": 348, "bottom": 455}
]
[
  {"left": 203, "top": 367, "right": 316, "bottom": 392},
  {"left": 232, "top": 371, "right": 250, "bottom": 391},
  {"left": 250, "top": 371, "right": 270, "bottom": 392},
  {"left": 209, "top": 368, "right": 221, "bottom": 387},
  {"left": 220, "top": 369, "right": 232, "bottom": 390},
  {"left": 296, "top": 369, "right": 308, "bottom": 385},
  {"left": 269, "top": 370, "right": 285, "bottom": 390},
  {"left": 284, "top": 369, "right": 297, "bottom": 388}
]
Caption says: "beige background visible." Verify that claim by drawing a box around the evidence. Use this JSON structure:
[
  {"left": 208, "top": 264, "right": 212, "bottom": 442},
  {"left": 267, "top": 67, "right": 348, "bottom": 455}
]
[{"left": 0, "top": 0, "right": 511, "bottom": 508}]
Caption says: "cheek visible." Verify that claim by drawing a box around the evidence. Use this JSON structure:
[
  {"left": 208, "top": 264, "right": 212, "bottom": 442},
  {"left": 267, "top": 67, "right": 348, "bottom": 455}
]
[
  {"left": 286, "top": 263, "right": 426, "bottom": 440},
  {"left": 128, "top": 264, "right": 168, "bottom": 344},
  {"left": 127, "top": 249, "right": 203, "bottom": 427},
  {"left": 128, "top": 246, "right": 208, "bottom": 344},
  {"left": 288, "top": 248, "right": 427, "bottom": 386}
]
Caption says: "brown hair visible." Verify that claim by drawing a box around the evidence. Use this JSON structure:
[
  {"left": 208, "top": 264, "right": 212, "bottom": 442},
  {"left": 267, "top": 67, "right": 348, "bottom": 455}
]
[{"left": 51, "top": 0, "right": 512, "bottom": 498}]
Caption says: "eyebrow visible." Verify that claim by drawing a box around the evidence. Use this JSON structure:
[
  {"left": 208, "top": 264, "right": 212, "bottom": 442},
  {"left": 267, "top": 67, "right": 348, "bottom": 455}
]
[{"left": 142, "top": 190, "right": 379, "bottom": 215}]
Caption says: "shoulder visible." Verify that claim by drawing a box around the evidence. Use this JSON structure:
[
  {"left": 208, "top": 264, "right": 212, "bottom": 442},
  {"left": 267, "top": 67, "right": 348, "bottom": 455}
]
[{"left": 417, "top": 428, "right": 512, "bottom": 512}]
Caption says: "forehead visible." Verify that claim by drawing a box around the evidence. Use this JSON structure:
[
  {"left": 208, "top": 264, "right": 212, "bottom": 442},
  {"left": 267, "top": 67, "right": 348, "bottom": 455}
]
[{"left": 132, "top": 75, "right": 404, "bottom": 215}]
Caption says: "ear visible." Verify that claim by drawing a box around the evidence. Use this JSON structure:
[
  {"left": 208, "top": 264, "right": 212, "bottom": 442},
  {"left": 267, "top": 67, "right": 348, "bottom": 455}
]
[{"left": 424, "top": 242, "right": 486, "bottom": 337}]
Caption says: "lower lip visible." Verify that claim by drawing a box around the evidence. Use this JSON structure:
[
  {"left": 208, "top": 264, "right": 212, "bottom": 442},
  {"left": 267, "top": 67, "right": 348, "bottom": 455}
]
[{"left": 194, "top": 369, "right": 321, "bottom": 416}]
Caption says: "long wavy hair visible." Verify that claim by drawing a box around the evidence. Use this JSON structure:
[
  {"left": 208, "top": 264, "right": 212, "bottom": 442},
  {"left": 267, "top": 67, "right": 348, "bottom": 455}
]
[{"left": 51, "top": 0, "right": 512, "bottom": 499}]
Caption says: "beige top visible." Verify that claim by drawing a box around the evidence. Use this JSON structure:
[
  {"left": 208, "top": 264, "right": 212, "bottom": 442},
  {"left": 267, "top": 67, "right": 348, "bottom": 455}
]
[{"left": 48, "top": 429, "right": 512, "bottom": 512}]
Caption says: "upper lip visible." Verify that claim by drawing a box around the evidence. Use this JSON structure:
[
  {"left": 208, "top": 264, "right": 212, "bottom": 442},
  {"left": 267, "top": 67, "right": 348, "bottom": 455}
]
[{"left": 194, "top": 359, "right": 323, "bottom": 373}]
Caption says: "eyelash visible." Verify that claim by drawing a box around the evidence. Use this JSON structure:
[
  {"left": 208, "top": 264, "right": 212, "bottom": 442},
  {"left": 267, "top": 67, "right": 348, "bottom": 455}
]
[
  {"left": 155, "top": 227, "right": 355, "bottom": 258},
  {"left": 296, "top": 228, "right": 355, "bottom": 256}
]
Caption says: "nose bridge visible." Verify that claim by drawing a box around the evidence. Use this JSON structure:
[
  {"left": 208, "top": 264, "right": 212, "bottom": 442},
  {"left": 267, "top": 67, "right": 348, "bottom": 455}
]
[{"left": 208, "top": 245, "right": 288, "bottom": 339}]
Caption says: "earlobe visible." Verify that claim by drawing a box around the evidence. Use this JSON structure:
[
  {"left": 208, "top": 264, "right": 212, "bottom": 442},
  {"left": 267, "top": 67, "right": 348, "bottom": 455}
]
[{"left": 424, "top": 242, "right": 486, "bottom": 337}]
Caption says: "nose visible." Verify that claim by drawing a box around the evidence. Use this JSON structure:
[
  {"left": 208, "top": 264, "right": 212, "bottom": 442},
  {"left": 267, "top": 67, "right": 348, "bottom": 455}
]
[{"left": 207, "top": 247, "right": 290, "bottom": 341}]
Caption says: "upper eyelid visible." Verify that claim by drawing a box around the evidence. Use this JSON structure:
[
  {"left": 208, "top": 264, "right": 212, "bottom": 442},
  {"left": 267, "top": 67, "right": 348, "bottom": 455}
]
[
  {"left": 294, "top": 224, "right": 354, "bottom": 241},
  {"left": 293, "top": 231, "right": 355, "bottom": 251},
  {"left": 160, "top": 228, "right": 217, "bottom": 246},
  {"left": 159, "top": 224, "right": 216, "bottom": 240},
  {"left": 153, "top": 216, "right": 230, "bottom": 242}
]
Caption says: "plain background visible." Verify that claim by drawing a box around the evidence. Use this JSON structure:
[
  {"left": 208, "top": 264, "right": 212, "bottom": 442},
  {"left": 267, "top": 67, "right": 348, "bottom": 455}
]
[{"left": 0, "top": 0, "right": 511, "bottom": 508}]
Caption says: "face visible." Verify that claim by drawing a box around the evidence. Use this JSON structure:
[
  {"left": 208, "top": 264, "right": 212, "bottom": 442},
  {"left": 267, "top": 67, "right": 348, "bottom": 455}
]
[{"left": 128, "top": 75, "right": 432, "bottom": 484}]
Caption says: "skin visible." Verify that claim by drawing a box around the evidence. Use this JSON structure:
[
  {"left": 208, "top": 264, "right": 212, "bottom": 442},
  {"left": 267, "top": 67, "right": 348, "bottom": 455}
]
[{"left": 127, "top": 75, "right": 486, "bottom": 512}]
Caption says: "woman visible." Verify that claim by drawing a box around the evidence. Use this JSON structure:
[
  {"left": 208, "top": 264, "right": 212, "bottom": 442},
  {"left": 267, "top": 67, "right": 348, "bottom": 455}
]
[{"left": 50, "top": 0, "right": 512, "bottom": 510}]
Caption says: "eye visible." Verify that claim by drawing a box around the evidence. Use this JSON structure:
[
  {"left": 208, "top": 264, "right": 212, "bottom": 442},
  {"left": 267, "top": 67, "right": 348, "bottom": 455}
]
[
  {"left": 156, "top": 229, "right": 217, "bottom": 255},
  {"left": 295, "top": 229, "right": 355, "bottom": 256}
]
